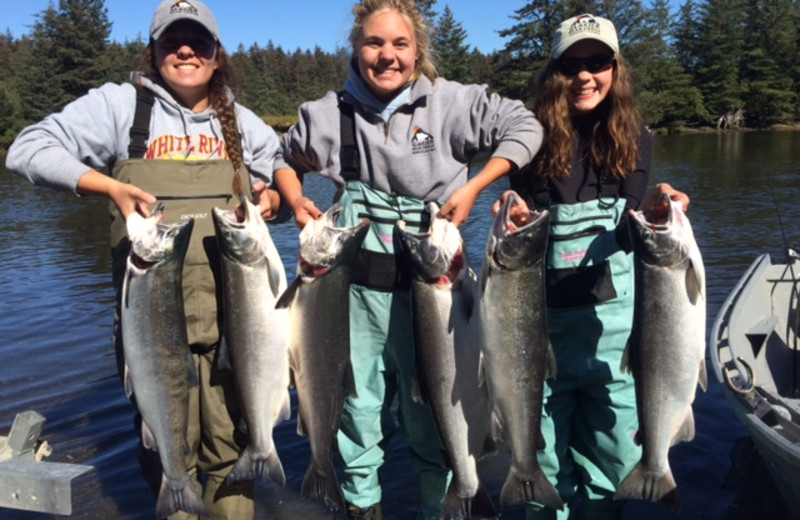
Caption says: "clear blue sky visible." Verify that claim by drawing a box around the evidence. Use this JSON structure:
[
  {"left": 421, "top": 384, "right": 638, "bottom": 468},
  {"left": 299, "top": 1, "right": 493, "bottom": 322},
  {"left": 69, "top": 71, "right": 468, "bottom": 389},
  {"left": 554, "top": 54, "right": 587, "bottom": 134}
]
[{"left": 4, "top": 0, "right": 522, "bottom": 53}]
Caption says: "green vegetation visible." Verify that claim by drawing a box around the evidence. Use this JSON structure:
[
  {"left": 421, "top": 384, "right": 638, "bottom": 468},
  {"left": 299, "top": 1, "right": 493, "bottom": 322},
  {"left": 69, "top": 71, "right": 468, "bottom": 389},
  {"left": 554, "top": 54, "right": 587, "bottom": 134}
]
[{"left": 2, "top": 0, "right": 799, "bottom": 151}]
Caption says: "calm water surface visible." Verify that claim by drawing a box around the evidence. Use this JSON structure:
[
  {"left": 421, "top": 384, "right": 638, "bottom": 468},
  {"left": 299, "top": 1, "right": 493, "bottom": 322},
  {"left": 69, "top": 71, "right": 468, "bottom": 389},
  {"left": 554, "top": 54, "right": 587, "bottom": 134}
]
[{"left": 1, "top": 130, "right": 799, "bottom": 519}]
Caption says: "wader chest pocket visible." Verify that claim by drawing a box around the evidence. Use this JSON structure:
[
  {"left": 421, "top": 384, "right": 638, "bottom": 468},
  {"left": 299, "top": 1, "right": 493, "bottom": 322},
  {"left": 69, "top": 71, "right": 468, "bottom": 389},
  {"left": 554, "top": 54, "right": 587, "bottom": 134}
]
[{"left": 546, "top": 261, "right": 617, "bottom": 308}]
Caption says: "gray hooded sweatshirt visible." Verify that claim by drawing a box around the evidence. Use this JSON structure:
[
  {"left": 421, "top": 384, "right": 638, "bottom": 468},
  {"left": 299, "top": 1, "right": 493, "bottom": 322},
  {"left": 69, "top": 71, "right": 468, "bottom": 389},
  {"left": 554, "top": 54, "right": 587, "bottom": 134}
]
[
  {"left": 6, "top": 73, "right": 280, "bottom": 193},
  {"left": 275, "top": 66, "right": 543, "bottom": 203}
]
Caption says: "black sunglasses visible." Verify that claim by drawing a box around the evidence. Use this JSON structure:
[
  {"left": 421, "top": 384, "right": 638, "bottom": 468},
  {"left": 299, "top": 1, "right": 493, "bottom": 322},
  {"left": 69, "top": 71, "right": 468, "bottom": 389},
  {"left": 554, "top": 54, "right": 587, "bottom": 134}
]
[
  {"left": 156, "top": 35, "right": 217, "bottom": 57},
  {"left": 556, "top": 54, "right": 616, "bottom": 76}
]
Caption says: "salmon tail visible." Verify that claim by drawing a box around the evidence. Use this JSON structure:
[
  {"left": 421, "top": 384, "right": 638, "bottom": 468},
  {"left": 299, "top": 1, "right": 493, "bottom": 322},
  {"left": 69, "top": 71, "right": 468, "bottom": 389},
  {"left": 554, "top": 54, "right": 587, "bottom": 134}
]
[
  {"left": 301, "top": 461, "right": 346, "bottom": 511},
  {"left": 499, "top": 465, "right": 563, "bottom": 511},
  {"left": 227, "top": 445, "right": 286, "bottom": 486},
  {"left": 614, "top": 463, "right": 681, "bottom": 511},
  {"left": 155, "top": 475, "right": 208, "bottom": 519},
  {"left": 442, "top": 479, "right": 498, "bottom": 519}
]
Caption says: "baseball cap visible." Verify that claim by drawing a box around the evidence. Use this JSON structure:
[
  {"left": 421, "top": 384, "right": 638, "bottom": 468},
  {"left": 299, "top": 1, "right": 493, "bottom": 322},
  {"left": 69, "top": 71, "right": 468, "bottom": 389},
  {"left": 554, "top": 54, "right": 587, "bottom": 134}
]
[
  {"left": 150, "top": 0, "right": 220, "bottom": 42},
  {"left": 550, "top": 14, "right": 619, "bottom": 59}
]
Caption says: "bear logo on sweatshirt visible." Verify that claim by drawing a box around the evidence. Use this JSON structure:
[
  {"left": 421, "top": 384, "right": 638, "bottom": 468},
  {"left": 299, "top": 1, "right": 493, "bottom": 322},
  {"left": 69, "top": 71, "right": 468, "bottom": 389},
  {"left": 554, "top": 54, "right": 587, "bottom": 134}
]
[{"left": 411, "top": 126, "right": 435, "bottom": 154}]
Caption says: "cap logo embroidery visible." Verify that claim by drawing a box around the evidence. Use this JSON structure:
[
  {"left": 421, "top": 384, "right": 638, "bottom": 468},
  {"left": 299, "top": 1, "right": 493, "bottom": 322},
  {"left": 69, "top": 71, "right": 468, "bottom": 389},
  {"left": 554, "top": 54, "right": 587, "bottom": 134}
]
[
  {"left": 569, "top": 15, "right": 602, "bottom": 38},
  {"left": 170, "top": 1, "right": 199, "bottom": 17},
  {"left": 411, "top": 126, "right": 435, "bottom": 154}
]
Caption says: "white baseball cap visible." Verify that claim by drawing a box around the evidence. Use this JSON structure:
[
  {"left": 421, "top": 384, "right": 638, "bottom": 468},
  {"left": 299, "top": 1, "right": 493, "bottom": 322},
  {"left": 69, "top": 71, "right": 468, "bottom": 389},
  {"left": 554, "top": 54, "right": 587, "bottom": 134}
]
[
  {"left": 551, "top": 14, "right": 619, "bottom": 59},
  {"left": 150, "top": 0, "right": 220, "bottom": 42}
]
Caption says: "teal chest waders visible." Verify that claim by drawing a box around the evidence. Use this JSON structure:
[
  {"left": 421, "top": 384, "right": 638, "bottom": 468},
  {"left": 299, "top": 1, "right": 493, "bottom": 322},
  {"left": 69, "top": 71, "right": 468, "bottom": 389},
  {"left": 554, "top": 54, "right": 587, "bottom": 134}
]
[{"left": 527, "top": 197, "right": 640, "bottom": 520}]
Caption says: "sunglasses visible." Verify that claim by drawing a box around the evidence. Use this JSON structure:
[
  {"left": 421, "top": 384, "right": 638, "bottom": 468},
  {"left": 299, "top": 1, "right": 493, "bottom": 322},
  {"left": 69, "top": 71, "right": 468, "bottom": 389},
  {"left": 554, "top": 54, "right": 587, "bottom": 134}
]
[
  {"left": 556, "top": 54, "right": 616, "bottom": 76},
  {"left": 156, "top": 35, "right": 217, "bottom": 57}
]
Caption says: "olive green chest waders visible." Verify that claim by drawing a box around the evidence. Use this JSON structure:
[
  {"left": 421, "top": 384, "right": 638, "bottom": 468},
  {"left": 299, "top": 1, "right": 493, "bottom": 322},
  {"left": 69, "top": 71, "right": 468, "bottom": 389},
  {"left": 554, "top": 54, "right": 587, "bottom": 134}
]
[
  {"left": 109, "top": 93, "right": 254, "bottom": 519},
  {"left": 333, "top": 180, "right": 452, "bottom": 520},
  {"left": 527, "top": 197, "right": 639, "bottom": 520}
]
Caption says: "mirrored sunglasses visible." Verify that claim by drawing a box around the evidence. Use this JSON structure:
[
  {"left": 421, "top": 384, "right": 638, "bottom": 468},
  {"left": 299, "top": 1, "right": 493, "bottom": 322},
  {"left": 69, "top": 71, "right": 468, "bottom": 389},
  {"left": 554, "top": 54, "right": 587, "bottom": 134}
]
[{"left": 556, "top": 54, "right": 616, "bottom": 76}]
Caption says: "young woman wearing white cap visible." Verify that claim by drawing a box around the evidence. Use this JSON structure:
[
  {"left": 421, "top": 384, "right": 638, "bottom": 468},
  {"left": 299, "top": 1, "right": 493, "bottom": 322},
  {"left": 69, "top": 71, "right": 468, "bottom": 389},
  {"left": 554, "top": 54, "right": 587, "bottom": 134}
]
[
  {"left": 6, "top": 1, "right": 282, "bottom": 518},
  {"left": 496, "top": 13, "right": 689, "bottom": 520}
]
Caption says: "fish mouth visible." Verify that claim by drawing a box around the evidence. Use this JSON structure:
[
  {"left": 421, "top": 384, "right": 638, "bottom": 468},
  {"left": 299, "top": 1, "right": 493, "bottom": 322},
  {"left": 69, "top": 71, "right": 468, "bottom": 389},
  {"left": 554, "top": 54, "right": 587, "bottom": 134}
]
[
  {"left": 298, "top": 255, "right": 331, "bottom": 278},
  {"left": 634, "top": 194, "right": 674, "bottom": 232}
]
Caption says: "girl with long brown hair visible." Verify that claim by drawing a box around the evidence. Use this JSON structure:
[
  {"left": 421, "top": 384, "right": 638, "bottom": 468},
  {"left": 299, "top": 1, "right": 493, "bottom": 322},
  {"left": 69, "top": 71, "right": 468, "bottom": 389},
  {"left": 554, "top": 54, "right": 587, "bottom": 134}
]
[{"left": 6, "top": 2, "right": 283, "bottom": 518}]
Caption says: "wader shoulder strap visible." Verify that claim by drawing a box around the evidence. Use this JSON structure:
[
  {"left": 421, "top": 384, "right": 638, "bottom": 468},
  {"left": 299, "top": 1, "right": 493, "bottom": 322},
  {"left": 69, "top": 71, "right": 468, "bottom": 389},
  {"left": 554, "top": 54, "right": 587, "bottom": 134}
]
[
  {"left": 128, "top": 89, "right": 154, "bottom": 159},
  {"left": 598, "top": 170, "right": 621, "bottom": 201},
  {"left": 338, "top": 92, "right": 360, "bottom": 182}
]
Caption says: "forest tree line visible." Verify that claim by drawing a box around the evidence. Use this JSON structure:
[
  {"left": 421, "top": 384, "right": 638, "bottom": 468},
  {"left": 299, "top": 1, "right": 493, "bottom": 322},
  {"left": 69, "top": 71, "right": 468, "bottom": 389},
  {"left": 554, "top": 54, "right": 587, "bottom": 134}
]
[{"left": 1, "top": 0, "right": 798, "bottom": 151}]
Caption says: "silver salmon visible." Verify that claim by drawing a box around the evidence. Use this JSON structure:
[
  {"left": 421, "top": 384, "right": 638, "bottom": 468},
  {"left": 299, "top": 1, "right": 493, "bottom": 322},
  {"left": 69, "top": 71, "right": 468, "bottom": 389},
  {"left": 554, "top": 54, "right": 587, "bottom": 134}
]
[
  {"left": 397, "top": 203, "right": 497, "bottom": 520},
  {"left": 121, "top": 206, "right": 208, "bottom": 519},
  {"left": 615, "top": 195, "right": 707, "bottom": 511},
  {"left": 478, "top": 193, "right": 563, "bottom": 511},
  {"left": 212, "top": 198, "right": 291, "bottom": 486},
  {"left": 276, "top": 204, "right": 369, "bottom": 511}
]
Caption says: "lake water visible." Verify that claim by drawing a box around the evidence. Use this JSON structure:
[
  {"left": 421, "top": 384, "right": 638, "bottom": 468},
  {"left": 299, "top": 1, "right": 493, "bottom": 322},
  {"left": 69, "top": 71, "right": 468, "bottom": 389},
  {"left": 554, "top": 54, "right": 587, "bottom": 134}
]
[{"left": 2, "top": 130, "right": 799, "bottom": 519}]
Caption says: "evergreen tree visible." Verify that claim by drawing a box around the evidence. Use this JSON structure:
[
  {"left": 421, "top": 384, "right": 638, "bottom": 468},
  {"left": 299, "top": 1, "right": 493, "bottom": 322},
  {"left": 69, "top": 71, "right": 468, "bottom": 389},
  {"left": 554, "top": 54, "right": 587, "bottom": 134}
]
[
  {"left": 35, "top": 0, "right": 112, "bottom": 102},
  {"left": 634, "top": 0, "right": 707, "bottom": 128},
  {"left": 494, "top": 1, "right": 570, "bottom": 101},
  {"left": 416, "top": 0, "right": 439, "bottom": 28},
  {"left": 432, "top": 6, "right": 473, "bottom": 82},
  {"left": 693, "top": 0, "right": 747, "bottom": 124},
  {"left": 673, "top": 0, "right": 702, "bottom": 75},
  {"left": 739, "top": 0, "right": 796, "bottom": 126}
]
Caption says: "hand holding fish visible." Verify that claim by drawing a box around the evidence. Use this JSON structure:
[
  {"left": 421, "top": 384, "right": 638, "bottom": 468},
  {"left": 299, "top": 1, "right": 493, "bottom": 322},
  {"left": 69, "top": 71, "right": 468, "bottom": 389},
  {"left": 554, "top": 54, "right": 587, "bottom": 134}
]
[
  {"left": 439, "top": 182, "right": 479, "bottom": 227},
  {"left": 492, "top": 190, "right": 533, "bottom": 226},
  {"left": 247, "top": 180, "right": 281, "bottom": 222},
  {"left": 640, "top": 182, "right": 690, "bottom": 212},
  {"left": 77, "top": 170, "right": 156, "bottom": 219}
]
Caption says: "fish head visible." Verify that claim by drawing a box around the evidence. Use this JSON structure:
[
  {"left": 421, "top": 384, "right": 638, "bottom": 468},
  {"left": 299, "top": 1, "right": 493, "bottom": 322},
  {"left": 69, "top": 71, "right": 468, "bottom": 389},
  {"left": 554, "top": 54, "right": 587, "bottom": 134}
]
[
  {"left": 127, "top": 204, "right": 194, "bottom": 269},
  {"left": 212, "top": 197, "right": 268, "bottom": 263},
  {"left": 297, "top": 204, "right": 370, "bottom": 278},
  {"left": 397, "top": 202, "right": 466, "bottom": 285},
  {"left": 629, "top": 195, "right": 696, "bottom": 267},
  {"left": 485, "top": 192, "right": 549, "bottom": 271}
]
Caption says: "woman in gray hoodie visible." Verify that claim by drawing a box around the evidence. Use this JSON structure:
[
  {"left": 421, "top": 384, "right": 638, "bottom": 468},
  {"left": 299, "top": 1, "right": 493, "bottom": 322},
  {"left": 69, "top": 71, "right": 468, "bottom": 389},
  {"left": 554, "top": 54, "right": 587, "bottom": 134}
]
[
  {"left": 274, "top": 1, "right": 543, "bottom": 519},
  {"left": 5, "top": 1, "right": 281, "bottom": 518}
]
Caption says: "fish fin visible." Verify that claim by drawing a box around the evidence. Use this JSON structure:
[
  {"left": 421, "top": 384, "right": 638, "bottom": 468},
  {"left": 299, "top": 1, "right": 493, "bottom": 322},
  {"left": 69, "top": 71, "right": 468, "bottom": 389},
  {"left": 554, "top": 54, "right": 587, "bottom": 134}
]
[
  {"left": 490, "top": 409, "right": 504, "bottom": 441},
  {"left": 698, "top": 358, "right": 708, "bottom": 392},
  {"left": 499, "top": 465, "right": 563, "bottom": 511},
  {"left": 278, "top": 391, "right": 292, "bottom": 423},
  {"left": 217, "top": 336, "right": 231, "bottom": 371},
  {"left": 155, "top": 474, "right": 209, "bottom": 519},
  {"left": 343, "top": 360, "right": 359, "bottom": 399},
  {"left": 140, "top": 420, "right": 158, "bottom": 451},
  {"left": 276, "top": 277, "right": 301, "bottom": 309},
  {"left": 288, "top": 345, "right": 299, "bottom": 374},
  {"left": 461, "top": 268, "right": 478, "bottom": 320},
  {"left": 545, "top": 341, "right": 558, "bottom": 380},
  {"left": 688, "top": 242, "right": 706, "bottom": 302},
  {"left": 685, "top": 262, "right": 705, "bottom": 305},
  {"left": 123, "top": 365, "right": 134, "bottom": 399},
  {"left": 477, "top": 352, "right": 486, "bottom": 388},
  {"left": 264, "top": 243, "right": 287, "bottom": 299},
  {"left": 672, "top": 407, "right": 696, "bottom": 445},
  {"left": 615, "top": 463, "right": 681, "bottom": 511},
  {"left": 443, "top": 478, "right": 498, "bottom": 520},
  {"left": 227, "top": 445, "right": 286, "bottom": 487},
  {"left": 186, "top": 352, "right": 199, "bottom": 387},
  {"left": 411, "top": 368, "right": 426, "bottom": 405},
  {"left": 301, "top": 460, "right": 346, "bottom": 511},
  {"left": 296, "top": 412, "right": 308, "bottom": 438},
  {"left": 620, "top": 340, "right": 632, "bottom": 374}
]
